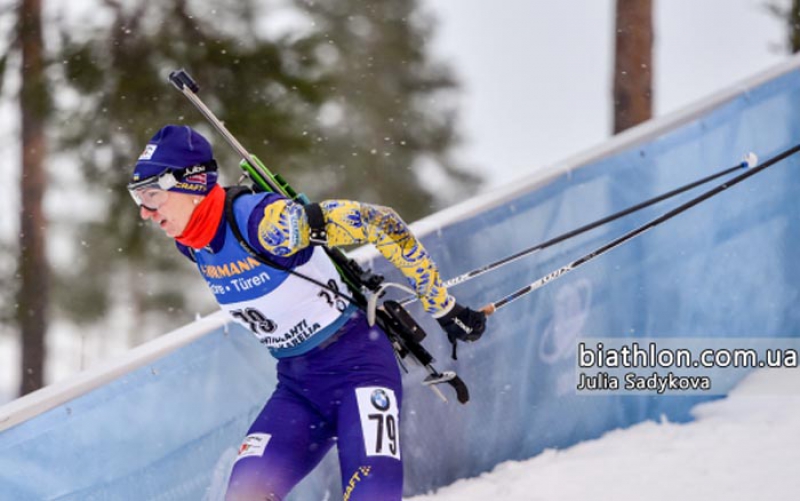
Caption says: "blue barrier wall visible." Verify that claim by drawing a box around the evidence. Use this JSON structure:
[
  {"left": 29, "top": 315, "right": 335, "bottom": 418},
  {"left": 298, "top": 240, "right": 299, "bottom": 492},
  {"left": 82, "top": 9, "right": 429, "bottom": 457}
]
[
  {"left": 2, "top": 62, "right": 800, "bottom": 500},
  {"left": 388, "top": 64, "right": 800, "bottom": 493}
]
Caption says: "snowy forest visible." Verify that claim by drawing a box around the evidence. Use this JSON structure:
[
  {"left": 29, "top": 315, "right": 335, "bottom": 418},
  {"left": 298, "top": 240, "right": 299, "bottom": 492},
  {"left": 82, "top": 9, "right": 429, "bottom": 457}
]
[{"left": 2, "top": 0, "right": 484, "bottom": 399}]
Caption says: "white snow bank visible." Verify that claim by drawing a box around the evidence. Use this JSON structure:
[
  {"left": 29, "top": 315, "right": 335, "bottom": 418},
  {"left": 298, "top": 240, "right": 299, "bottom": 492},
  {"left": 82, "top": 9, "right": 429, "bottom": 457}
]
[{"left": 408, "top": 367, "right": 800, "bottom": 501}]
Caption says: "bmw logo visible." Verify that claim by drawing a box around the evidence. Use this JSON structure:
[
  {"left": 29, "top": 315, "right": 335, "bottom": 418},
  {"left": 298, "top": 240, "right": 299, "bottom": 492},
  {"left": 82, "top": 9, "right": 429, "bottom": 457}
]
[{"left": 370, "top": 389, "right": 390, "bottom": 411}]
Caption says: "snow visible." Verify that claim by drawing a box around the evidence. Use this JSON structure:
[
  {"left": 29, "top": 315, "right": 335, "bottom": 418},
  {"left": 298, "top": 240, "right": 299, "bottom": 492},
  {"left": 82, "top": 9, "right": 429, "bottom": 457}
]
[{"left": 407, "top": 367, "right": 800, "bottom": 501}]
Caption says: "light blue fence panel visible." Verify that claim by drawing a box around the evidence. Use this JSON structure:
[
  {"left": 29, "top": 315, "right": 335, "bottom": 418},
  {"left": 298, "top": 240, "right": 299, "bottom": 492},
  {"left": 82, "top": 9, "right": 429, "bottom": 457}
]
[{"left": 2, "top": 60, "right": 800, "bottom": 500}]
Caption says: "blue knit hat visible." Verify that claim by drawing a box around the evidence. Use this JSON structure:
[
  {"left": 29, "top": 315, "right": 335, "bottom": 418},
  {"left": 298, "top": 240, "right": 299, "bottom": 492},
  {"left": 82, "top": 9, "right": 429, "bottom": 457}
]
[{"left": 130, "top": 125, "right": 218, "bottom": 195}]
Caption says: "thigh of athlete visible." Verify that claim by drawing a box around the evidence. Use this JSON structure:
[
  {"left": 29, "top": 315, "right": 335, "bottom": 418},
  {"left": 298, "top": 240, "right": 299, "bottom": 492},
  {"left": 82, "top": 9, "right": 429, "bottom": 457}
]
[
  {"left": 321, "top": 316, "right": 404, "bottom": 501},
  {"left": 225, "top": 387, "right": 335, "bottom": 501},
  {"left": 337, "top": 382, "right": 404, "bottom": 501}
]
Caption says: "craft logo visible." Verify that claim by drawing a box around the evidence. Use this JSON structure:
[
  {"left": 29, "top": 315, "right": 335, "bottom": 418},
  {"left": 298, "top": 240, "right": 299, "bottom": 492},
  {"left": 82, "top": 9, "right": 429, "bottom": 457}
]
[
  {"left": 343, "top": 466, "right": 372, "bottom": 501},
  {"left": 370, "top": 389, "right": 390, "bottom": 411},
  {"left": 175, "top": 181, "right": 208, "bottom": 192}
]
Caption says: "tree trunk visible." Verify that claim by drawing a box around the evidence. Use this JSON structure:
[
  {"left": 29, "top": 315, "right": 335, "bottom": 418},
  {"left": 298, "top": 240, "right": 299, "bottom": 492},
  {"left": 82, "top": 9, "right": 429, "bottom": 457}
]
[
  {"left": 613, "top": 0, "right": 653, "bottom": 134},
  {"left": 17, "top": 0, "right": 49, "bottom": 396}
]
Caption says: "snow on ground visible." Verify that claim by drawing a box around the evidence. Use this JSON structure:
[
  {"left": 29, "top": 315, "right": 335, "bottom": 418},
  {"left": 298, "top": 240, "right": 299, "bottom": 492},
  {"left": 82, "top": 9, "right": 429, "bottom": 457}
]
[{"left": 407, "top": 367, "right": 800, "bottom": 501}]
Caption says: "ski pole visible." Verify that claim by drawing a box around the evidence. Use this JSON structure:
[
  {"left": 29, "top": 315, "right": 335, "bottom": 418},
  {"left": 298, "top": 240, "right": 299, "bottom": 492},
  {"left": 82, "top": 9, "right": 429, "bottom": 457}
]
[
  {"left": 481, "top": 142, "right": 800, "bottom": 315},
  {"left": 399, "top": 153, "right": 757, "bottom": 306}
]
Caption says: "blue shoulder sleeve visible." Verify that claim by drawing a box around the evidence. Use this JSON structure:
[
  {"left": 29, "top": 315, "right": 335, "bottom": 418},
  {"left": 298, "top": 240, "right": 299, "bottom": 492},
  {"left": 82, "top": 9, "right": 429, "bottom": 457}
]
[{"left": 232, "top": 192, "right": 313, "bottom": 268}]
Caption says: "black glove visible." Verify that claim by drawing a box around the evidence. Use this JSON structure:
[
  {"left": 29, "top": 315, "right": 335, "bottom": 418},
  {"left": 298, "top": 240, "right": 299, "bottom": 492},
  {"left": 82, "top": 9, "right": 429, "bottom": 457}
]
[{"left": 437, "top": 302, "right": 486, "bottom": 359}]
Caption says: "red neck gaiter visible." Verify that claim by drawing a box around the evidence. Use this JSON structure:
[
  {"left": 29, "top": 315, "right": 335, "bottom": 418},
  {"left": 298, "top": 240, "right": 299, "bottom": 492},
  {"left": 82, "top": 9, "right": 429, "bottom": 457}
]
[{"left": 176, "top": 184, "right": 225, "bottom": 250}]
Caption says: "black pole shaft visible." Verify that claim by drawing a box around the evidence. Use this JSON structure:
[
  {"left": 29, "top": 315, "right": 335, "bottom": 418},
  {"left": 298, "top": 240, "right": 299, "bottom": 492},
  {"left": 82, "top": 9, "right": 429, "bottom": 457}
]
[
  {"left": 399, "top": 156, "right": 751, "bottom": 307},
  {"left": 446, "top": 158, "right": 749, "bottom": 289},
  {"left": 488, "top": 143, "right": 800, "bottom": 313}
]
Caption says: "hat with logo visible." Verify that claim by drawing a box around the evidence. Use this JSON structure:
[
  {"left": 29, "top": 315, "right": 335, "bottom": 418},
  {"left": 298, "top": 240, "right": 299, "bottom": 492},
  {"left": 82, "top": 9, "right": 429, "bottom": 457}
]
[{"left": 129, "top": 125, "right": 218, "bottom": 195}]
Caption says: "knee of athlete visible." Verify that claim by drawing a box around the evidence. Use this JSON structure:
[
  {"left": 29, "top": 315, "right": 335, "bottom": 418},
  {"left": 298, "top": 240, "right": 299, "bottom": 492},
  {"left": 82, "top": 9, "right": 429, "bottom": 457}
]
[
  {"left": 225, "top": 484, "right": 284, "bottom": 501},
  {"left": 225, "top": 467, "right": 286, "bottom": 501}
]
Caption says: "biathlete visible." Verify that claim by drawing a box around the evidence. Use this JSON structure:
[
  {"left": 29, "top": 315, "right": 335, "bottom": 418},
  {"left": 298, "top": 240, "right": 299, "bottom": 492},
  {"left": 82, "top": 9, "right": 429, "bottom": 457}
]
[{"left": 127, "top": 124, "right": 487, "bottom": 500}]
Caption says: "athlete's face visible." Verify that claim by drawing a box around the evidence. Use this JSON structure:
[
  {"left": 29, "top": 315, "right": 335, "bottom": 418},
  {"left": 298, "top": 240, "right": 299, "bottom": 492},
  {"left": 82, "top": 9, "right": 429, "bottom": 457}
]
[{"left": 139, "top": 190, "right": 200, "bottom": 238}]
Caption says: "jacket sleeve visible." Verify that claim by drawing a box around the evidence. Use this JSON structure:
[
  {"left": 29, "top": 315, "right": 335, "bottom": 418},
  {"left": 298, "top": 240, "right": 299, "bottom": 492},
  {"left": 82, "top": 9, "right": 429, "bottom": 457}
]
[{"left": 254, "top": 198, "right": 455, "bottom": 317}]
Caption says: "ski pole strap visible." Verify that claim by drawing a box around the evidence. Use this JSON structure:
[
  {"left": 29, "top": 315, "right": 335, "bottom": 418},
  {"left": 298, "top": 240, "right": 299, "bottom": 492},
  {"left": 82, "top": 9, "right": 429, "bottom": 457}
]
[{"left": 304, "top": 202, "right": 328, "bottom": 245}]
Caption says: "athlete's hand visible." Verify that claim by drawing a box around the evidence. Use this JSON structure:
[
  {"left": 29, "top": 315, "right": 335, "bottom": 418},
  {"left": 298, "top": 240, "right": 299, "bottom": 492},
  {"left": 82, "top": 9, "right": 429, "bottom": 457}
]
[{"left": 437, "top": 302, "right": 486, "bottom": 343}]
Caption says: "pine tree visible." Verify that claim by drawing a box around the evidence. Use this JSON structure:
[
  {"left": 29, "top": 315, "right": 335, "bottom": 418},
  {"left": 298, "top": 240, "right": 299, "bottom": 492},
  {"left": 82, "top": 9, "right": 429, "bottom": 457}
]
[
  {"left": 17, "top": 0, "right": 50, "bottom": 395},
  {"left": 45, "top": 0, "right": 475, "bottom": 346},
  {"left": 767, "top": 0, "right": 800, "bottom": 53},
  {"left": 291, "top": 0, "right": 478, "bottom": 218},
  {"left": 50, "top": 0, "right": 330, "bottom": 338},
  {"left": 613, "top": 0, "right": 653, "bottom": 134}
]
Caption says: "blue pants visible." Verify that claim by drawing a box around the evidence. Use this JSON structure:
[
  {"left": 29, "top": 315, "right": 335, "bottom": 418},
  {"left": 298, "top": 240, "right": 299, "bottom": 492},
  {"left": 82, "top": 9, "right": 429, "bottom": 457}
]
[{"left": 225, "top": 311, "right": 404, "bottom": 501}]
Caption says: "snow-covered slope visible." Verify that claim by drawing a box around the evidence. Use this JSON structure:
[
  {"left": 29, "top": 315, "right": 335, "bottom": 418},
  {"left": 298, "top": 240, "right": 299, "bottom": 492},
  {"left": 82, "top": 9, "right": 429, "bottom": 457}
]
[{"left": 409, "top": 367, "right": 800, "bottom": 501}]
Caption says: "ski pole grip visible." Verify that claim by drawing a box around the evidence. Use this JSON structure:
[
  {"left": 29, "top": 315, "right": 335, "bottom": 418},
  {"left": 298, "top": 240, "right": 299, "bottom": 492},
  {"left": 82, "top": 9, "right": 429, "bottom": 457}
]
[
  {"left": 169, "top": 69, "right": 199, "bottom": 93},
  {"left": 481, "top": 303, "right": 496, "bottom": 317}
]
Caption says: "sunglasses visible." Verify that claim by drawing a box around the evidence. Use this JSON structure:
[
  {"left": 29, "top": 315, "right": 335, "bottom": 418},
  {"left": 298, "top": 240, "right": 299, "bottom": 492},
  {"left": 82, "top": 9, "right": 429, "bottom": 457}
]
[
  {"left": 126, "top": 160, "right": 216, "bottom": 211},
  {"left": 127, "top": 170, "right": 178, "bottom": 211}
]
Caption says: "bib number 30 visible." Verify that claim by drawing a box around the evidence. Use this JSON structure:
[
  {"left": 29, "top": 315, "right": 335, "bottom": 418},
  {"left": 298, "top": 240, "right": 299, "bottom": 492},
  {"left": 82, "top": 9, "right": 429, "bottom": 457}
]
[{"left": 355, "top": 387, "right": 400, "bottom": 460}]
